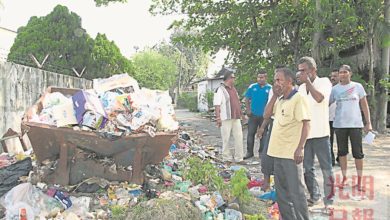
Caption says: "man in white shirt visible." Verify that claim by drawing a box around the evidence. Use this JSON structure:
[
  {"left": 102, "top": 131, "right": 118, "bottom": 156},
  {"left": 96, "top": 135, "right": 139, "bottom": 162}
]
[
  {"left": 214, "top": 72, "right": 244, "bottom": 163},
  {"left": 329, "top": 70, "right": 339, "bottom": 166},
  {"left": 297, "top": 57, "right": 334, "bottom": 209}
]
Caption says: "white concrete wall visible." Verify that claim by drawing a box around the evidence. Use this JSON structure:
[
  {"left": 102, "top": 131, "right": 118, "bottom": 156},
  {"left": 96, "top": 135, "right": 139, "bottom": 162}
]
[
  {"left": 197, "top": 78, "right": 223, "bottom": 112},
  {"left": 0, "top": 61, "right": 92, "bottom": 152},
  {"left": 0, "top": 27, "right": 17, "bottom": 60},
  {"left": 197, "top": 81, "right": 208, "bottom": 112},
  {"left": 209, "top": 78, "right": 223, "bottom": 92}
]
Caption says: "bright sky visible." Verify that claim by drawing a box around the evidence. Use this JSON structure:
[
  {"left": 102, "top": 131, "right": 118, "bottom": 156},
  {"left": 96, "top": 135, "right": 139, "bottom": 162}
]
[{"left": 0, "top": 0, "right": 226, "bottom": 76}]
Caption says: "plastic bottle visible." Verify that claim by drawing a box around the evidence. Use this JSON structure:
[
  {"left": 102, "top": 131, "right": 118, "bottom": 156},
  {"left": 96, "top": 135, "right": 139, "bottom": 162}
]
[
  {"left": 270, "top": 175, "right": 275, "bottom": 186},
  {"left": 19, "top": 208, "right": 27, "bottom": 220}
]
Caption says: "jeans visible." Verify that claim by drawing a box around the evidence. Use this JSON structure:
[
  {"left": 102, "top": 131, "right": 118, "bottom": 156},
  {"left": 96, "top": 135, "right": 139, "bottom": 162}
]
[
  {"left": 247, "top": 115, "right": 267, "bottom": 155},
  {"left": 303, "top": 136, "right": 335, "bottom": 205}
]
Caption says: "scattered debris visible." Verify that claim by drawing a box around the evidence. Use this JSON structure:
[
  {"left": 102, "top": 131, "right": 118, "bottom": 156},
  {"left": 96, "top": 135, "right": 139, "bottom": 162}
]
[
  {"left": 0, "top": 156, "right": 33, "bottom": 197},
  {"left": 1, "top": 86, "right": 277, "bottom": 219}
]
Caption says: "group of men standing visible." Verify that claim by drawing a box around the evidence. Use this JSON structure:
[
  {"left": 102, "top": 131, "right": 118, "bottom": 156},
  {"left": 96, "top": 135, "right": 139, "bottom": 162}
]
[{"left": 213, "top": 56, "right": 372, "bottom": 220}]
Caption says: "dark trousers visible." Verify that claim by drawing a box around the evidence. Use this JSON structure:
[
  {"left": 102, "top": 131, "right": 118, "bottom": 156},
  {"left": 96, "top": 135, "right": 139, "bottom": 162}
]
[
  {"left": 247, "top": 115, "right": 266, "bottom": 155},
  {"left": 261, "top": 119, "right": 274, "bottom": 176},
  {"left": 329, "top": 121, "right": 337, "bottom": 163},
  {"left": 274, "top": 158, "right": 310, "bottom": 220}
]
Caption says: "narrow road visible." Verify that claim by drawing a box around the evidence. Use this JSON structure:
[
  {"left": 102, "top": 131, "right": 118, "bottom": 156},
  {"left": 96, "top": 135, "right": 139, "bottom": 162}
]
[{"left": 176, "top": 108, "right": 390, "bottom": 219}]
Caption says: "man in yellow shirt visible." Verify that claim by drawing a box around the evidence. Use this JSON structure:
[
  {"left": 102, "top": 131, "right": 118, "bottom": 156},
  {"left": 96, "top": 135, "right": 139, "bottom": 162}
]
[{"left": 261, "top": 67, "right": 311, "bottom": 220}]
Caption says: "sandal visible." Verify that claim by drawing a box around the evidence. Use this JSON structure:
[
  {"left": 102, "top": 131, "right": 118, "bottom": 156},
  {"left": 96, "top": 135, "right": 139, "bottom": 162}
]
[{"left": 352, "top": 184, "right": 366, "bottom": 192}]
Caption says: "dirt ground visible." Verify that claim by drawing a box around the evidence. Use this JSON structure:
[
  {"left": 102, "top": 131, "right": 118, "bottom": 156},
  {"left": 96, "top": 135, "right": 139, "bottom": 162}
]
[{"left": 176, "top": 109, "right": 390, "bottom": 220}]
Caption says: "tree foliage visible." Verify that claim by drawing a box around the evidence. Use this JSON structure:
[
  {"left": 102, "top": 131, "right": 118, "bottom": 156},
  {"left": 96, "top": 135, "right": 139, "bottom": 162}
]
[
  {"left": 8, "top": 5, "right": 133, "bottom": 80},
  {"left": 156, "top": 29, "right": 209, "bottom": 89},
  {"left": 8, "top": 5, "right": 93, "bottom": 76},
  {"left": 94, "top": 0, "right": 127, "bottom": 7},
  {"left": 150, "top": 0, "right": 386, "bottom": 72},
  {"left": 132, "top": 50, "right": 177, "bottom": 90},
  {"left": 88, "top": 33, "right": 134, "bottom": 79},
  {"left": 150, "top": 0, "right": 389, "bottom": 129}
]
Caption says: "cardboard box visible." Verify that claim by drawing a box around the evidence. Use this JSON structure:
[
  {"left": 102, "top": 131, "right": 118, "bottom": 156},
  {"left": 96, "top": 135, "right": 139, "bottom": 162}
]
[
  {"left": 52, "top": 101, "right": 78, "bottom": 127},
  {"left": 72, "top": 91, "right": 107, "bottom": 129}
]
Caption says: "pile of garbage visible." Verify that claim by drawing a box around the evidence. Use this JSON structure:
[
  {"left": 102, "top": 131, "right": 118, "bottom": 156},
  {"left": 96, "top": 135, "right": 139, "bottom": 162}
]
[
  {"left": 0, "top": 126, "right": 282, "bottom": 219},
  {"left": 26, "top": 74, "right": 179, "bottom": 137}
]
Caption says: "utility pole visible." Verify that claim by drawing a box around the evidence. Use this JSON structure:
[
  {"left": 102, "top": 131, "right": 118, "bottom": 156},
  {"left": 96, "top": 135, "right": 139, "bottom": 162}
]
[{"left": 175, "top": 47, "right": 183, "bottom": 106}]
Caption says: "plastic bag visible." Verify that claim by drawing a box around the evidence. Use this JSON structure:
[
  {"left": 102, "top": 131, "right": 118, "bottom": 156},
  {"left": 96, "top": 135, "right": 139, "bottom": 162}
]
[
  {"left": 129, "top": 110, "right": 152, "bottom": 130},
  {"left": 0, "top": 183, "right": 63, "bottom": 218},
  {"left": 42, "top": 92, "right": 70, "bottom": 109},
  {"left": 5, "top": 202, "right": 35, "bottom": 220},
  {"left": 93, "top": 74, "right": 140, "bottom": 94},
  {"left": 174, "top": 181, "right": 192, "bottom": 193},
  {"left": 258, "top": 189, "right": 277, "bottom": 202},
  {"left": 157, "top": 115, "right": 179, "bottom": 131},
  {"left": 100, "top": 91, "right": 124, "bottom": 112},
  {"left": 63, "top": 196, "right": 91, "bottom": 218},
  {"left": 225, "top": 208, "right": 243, "bottom": 220}
]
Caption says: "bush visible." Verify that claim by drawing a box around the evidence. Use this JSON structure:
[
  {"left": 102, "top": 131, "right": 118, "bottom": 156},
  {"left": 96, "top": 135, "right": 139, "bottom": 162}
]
[
  {"left": 198, "top": 90, "right": 215, "bottom": 111},
  {"left": 178, "top": 92, "right": 198, "bottom": 111},
  {"left": 229, "top": 168, "right": 251, "bottom": 203},
  {"left": 183, "top": 157, "right": 225, "bottom": 191}
]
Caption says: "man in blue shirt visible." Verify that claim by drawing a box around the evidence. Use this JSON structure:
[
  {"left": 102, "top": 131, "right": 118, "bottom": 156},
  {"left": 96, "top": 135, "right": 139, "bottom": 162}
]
[{"left": 244, "top": 70, "right": 272, "bottom": 159}]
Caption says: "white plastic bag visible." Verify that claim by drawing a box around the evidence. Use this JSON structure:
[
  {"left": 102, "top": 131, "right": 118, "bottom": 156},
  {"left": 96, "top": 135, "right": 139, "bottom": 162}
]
[
  {"left": 93, "top": 74, "right": 140, "bottom": 94},
  {"left": 63, "top": 196, "right": 91, "bottom": 218},
  {"left": 0, "top": 183, "right": 63, "bottom": 218}
]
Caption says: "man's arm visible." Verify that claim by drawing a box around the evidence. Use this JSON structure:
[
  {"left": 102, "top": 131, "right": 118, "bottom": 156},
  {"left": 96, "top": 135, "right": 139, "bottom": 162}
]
[
  {"left": 305, "top": 81, "right": 324, "bottom": 103},
  {"left": 294, "top": 120, "right": 310, "bottom": 164},
  {"left": 359, "top": 97, "right": 372, "bottom": 132},
  {"left": 215, "top": 105, "right": 222, "bottom": 127},
  {"left": 257, "top": 95, "right": 278, "bottom": 138},
  {"left": 245, "top": 97, "right": 252, "bottom": 116}
]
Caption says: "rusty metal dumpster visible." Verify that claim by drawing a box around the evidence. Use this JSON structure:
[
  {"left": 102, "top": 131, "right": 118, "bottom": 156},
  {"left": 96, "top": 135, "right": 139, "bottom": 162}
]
[{"left": 22, "top": 87, "right": 176, "bottom": 186}]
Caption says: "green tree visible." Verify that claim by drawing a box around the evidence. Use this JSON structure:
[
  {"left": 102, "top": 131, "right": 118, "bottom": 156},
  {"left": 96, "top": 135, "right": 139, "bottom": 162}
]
[
  {"left": 8, "top": 5, "right": 93, "bottom": 76},
  {"left": 88, "top": 33, "right": 134, "bottom": 79},
  {"left": 131, "top": 50, "right": 177, "bottom": 90},
  {"left": 8, "top": 5, "right": 132, "bottom": 80},
  {"left": 377, "top": 0, "right": 390, "bottom": 132},
  {"left": 94, "top": 0, "right": 127, "bottom": 7},
  {"left": 156, "top": 40, "right": 209, "bottom": 90},
  {"left": 150, "top": 0, "right": 389, "bottom": 130},
  {"left": 155, "top": 29, "right": 209, "bottom": 102}
]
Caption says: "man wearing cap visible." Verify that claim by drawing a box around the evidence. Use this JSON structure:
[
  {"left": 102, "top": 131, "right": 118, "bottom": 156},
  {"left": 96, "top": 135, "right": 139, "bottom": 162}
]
[
  {"left": 214, "top": 72, "right": 244, "bottom": 163},
  {"left": 244, "top": 70, "right": 272, "bottom": 159}
]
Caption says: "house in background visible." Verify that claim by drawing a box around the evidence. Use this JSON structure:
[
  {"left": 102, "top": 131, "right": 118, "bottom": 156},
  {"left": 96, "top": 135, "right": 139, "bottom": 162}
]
[
  {"left": 0, "top": 26, "right": 17, "bottom": 61},
  {"left": 196, "top": 66, "right": 235, "bottom": 112}
]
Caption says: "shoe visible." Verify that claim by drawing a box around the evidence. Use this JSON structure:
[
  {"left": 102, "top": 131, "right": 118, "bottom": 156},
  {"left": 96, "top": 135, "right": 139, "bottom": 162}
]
[
  {"left": 243, "top": 154, "right": 254, "bottom": 160},
  {"left": 307, "top": 198, "right": 320, "bottom": 207},
  {"left": 235, "top": 160, "right": 246, "bottom": 165},
  {"left": 222, "top": 159, "right": 234, "bottom": 166},
  {"left": 323, "top": 205, "right": 334, "bottom": 216}
]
